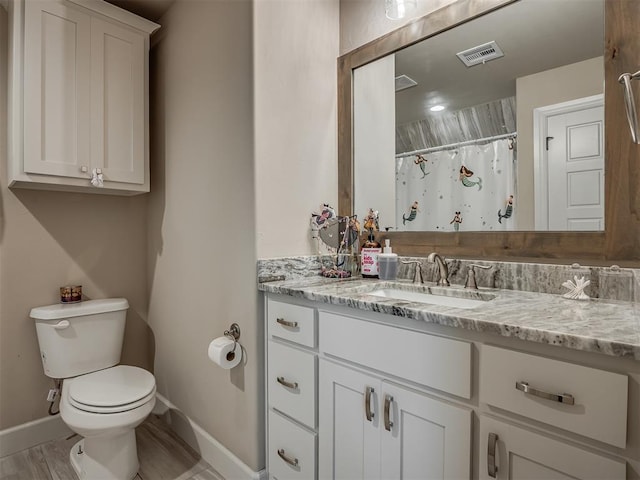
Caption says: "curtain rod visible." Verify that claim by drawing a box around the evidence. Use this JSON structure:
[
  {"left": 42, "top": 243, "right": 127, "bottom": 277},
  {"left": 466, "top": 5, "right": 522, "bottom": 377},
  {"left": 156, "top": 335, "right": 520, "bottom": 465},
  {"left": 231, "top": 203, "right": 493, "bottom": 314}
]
[{"left": 395, "top": 132, "right": 517, "bottom": 159}]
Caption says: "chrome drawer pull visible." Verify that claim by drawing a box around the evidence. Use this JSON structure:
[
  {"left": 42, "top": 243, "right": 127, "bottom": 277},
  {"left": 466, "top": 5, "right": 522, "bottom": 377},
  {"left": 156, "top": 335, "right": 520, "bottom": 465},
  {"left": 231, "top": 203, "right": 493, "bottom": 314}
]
[
  {"left": 277, "top": 448, "right": 299, "bottom": 467},
  {"left": 277, "top": 376, "right": 299, "bottom": 390},
  {"left": 276, "top": 317, "right": 298, "bottom": 328},
  {"left": 487, "top": 432, "right": 499, "bottom": 478},
  {"left": 383, "top": 394, "right": 394, "bottom": 431},
  {"left": 365, "top": 386, "right": 375, "bottom": 421},
  {"left": 515, "top": 381, "right": 575, "bottom": 405}
]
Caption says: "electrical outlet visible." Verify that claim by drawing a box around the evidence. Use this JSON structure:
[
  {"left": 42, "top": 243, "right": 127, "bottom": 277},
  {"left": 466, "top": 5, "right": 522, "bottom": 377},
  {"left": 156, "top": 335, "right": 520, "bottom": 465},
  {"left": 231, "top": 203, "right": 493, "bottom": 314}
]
[{"left": 47, "top": 389, "right": 59, "bottom": 402}]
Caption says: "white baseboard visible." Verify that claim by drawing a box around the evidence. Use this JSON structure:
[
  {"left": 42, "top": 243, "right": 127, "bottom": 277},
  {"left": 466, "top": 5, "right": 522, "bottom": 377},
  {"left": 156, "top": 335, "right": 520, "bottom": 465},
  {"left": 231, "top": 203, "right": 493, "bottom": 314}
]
[
  {"left": 153, "top": 393, "right": 267, "bottom": 480},
  {"left": 0, "top": 415, "right": 72, "bottom": 458}
]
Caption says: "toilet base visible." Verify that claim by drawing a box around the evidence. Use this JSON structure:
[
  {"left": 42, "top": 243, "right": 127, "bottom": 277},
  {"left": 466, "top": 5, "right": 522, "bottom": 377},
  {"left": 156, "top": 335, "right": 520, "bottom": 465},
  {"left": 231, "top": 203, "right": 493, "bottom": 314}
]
[{"left": 69, "top": 432, "right": 139, "bottom": 480}]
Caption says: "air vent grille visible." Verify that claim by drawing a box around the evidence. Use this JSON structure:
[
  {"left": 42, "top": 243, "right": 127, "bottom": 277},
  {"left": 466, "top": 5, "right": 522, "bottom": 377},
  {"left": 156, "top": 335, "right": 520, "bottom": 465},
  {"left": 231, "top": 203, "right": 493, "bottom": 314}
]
[
  {"left": 395, "top": 74, "right": 418, "bottom": 92},
  {"left": 456, "top": 41, "right": 504, "bottom": 67}
]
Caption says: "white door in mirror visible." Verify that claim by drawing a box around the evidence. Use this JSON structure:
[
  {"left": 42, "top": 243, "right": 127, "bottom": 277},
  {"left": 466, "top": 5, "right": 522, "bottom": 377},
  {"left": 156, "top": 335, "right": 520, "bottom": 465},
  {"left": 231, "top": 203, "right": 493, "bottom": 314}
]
[{"left": 546, "top": 104, "right": 604, "bottom": 230}]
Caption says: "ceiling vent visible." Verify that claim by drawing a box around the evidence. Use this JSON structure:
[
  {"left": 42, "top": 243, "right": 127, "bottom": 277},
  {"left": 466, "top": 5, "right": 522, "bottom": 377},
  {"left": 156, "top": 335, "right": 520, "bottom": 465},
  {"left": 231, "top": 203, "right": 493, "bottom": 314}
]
[
  {"left": 395, "top": 74, "right": 418, "bottom": 92},
  {"left": 456, "top": 41, "right": 504, "bottom": 67}
]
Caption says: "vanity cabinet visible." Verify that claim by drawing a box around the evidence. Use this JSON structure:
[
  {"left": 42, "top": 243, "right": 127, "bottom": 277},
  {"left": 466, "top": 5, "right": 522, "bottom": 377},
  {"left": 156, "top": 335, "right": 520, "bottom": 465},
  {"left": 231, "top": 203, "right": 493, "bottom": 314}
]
[
  {"left": 264, "top": 293, "right": 635, "bottom": 479},
  {"left": 8, "top": 0, "right": 159, "bottom": 194}
]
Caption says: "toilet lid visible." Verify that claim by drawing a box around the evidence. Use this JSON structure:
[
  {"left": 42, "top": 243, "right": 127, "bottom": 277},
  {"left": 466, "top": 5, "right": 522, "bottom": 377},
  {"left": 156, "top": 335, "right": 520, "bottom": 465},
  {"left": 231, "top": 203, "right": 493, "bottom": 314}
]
[{"left": 68, "top": 365, "right": 155, "bottom": 414}]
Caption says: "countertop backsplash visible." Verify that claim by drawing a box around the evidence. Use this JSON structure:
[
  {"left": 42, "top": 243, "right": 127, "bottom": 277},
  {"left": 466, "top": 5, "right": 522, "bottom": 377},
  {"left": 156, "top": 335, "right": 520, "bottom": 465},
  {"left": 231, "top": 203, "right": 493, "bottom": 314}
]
[{"left": 257, "top": 256, "right": 640, "bottom": 303}]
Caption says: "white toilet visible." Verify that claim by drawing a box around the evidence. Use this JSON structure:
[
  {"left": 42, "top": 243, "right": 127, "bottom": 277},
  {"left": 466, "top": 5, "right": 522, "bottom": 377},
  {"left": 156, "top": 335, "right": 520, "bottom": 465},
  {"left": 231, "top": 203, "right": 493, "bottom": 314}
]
[{"left": 31, "top": 298, "right": 156, "bottom": 480}]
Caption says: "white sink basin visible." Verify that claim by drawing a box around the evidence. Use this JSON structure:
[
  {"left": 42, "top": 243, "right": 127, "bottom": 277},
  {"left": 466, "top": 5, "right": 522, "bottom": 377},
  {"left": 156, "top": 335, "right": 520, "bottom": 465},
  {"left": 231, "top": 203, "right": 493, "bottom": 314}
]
[{"left": 366, "top": 288, "right": 491, "bottom": 309}]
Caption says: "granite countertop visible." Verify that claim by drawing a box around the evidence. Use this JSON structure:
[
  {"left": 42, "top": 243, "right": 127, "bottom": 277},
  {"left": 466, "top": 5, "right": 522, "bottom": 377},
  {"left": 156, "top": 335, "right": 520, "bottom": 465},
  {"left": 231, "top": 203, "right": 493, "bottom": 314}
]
[{"left": 259, "top": 276, "right": 640, "bottom": 360}]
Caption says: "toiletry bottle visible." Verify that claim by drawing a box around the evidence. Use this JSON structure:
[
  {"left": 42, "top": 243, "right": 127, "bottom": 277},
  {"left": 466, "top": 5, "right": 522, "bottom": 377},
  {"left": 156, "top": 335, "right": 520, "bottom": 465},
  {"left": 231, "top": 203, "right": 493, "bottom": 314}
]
[
  {"left": 378, "top": 239, "right": 398, "bottom": 281},
  {"left": 361, "top": 229, "right": 382, "bottom": 278}
]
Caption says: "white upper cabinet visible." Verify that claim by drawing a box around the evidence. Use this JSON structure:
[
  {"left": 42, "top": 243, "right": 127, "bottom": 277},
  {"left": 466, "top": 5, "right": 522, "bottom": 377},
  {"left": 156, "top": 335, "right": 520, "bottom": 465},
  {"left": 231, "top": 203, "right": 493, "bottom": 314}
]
[{"left": 8, "top": 0, "right": 159, "bottom": 195}]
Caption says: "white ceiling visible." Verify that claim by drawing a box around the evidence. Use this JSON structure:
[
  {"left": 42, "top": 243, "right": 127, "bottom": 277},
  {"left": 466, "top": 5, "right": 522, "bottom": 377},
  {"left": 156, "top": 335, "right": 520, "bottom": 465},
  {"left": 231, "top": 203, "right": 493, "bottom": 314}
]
[{"left": 394, "top": 0, "right": 604, "bottom": 125}]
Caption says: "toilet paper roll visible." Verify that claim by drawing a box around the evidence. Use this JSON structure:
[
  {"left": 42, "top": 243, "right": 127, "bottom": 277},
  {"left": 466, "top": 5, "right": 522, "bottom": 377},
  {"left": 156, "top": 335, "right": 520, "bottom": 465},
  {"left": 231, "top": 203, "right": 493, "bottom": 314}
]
[{"left": 208, "top": 336, "right": 242, "bottom": 369}]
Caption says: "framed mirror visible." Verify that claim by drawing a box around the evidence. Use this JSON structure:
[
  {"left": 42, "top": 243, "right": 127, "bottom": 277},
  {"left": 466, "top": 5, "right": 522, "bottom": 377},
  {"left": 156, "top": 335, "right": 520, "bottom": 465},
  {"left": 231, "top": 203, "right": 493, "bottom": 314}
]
[{"left": 338, "top": 0, "right": 640, "bottom": 264}]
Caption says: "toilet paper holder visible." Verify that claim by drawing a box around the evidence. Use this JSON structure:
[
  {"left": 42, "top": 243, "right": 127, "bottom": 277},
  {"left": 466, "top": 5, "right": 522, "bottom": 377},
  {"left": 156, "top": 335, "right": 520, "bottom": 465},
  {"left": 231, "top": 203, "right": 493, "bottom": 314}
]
[{"left": 223, "top": 323, "right": 241, "bottom": 358}]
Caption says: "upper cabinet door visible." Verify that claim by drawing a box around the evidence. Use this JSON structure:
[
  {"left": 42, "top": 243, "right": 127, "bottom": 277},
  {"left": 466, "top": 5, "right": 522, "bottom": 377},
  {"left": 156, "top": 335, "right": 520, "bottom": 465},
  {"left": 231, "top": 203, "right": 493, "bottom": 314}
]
[
  {"left": 90, "top": 18, "right": 146, "bottom": 185},
  {"left": 23, "top": 0, "right": 91, "bottom": 179}
]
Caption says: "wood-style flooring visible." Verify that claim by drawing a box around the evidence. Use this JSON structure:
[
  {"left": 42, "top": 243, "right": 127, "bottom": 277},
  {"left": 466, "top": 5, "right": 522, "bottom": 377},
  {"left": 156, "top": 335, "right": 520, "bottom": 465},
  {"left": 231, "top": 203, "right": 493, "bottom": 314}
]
[{"left": 0, "top": 415, "right": 224, "bottom": 480}]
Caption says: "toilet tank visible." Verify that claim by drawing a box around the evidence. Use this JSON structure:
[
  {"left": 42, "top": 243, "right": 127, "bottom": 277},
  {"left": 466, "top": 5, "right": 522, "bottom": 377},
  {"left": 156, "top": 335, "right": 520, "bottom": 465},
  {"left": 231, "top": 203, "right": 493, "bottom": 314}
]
[{"left": 31, "top": 298, "right": 129, "bottom": 379}]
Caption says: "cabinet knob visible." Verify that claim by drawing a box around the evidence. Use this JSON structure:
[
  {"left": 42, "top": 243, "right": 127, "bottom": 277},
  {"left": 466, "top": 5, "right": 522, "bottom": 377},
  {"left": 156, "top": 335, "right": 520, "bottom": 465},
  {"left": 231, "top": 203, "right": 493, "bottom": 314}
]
[{"left": 80, "top": 166, "right": 88, "bottom": 173}]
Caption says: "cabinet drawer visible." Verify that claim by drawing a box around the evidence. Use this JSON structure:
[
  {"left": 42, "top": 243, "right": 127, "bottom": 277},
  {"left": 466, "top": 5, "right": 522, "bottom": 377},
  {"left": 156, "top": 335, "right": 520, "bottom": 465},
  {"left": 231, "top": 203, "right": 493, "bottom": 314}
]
[
  {"left": 268, "top": 410, "right": 316, "bottom": 480},
  {"left": 268, "top": 299, "right": 315, "bottom": 348},
  {"left": 480, "top": 345, "right": 628, "bottom": 448},
  {"left": 319, "top": 311, "right": 472, "bottom": 399},
  {"left": 268, "top": 340, "right": 316, "bottom": 429}
]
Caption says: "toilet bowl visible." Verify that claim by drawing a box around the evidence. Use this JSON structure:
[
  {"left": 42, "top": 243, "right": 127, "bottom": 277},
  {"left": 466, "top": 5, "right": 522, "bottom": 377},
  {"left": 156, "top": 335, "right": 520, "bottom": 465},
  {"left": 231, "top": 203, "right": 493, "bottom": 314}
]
[
  {"left": 60, "top": 366, "right": 156, "bottom": 480},
  {"left": 31, "top": 299, "right": 156, "bottom": 480}
]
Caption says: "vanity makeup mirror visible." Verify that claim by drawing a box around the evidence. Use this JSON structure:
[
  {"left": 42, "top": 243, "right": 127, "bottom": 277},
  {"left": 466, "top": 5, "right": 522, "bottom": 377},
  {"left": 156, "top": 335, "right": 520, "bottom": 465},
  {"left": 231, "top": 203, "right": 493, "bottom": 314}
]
[
  {"left": 338, "top": 0, "right": 640, "bottom": 264},
  {"left": 354, "top": 0, "right": 604, "bottom": 233}
]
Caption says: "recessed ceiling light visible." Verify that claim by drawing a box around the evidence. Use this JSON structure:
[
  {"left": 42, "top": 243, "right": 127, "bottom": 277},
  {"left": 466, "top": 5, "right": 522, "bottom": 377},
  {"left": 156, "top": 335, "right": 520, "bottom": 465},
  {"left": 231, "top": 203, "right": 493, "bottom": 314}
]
[{"left": 430, "top": 105, "right": 446, "bottom": 112}]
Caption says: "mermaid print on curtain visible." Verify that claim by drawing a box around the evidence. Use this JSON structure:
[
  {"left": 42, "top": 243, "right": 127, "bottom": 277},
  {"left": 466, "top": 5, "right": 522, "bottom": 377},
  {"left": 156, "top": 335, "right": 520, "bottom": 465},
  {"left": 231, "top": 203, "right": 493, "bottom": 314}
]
[{"left": 396, "top": 138, "right": 516, "bottom": 232}]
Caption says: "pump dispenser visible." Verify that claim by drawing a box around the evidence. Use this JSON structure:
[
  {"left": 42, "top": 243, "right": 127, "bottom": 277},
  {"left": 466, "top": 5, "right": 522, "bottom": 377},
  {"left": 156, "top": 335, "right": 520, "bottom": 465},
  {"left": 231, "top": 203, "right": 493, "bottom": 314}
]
[{"left": 378, "top": 239, "right": 399, "bottom": 280}]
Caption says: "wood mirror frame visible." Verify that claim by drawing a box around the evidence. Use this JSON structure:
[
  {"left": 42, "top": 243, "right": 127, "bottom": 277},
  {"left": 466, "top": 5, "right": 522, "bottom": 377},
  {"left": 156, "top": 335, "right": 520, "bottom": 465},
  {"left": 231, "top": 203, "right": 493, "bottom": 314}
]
[{"left": 338, "top": 0, "right": 640, "bottom": 266}]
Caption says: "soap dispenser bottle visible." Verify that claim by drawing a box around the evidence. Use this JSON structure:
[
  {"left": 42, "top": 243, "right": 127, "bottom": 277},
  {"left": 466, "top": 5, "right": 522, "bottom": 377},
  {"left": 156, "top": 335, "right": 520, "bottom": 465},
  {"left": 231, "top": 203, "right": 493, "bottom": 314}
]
[{"left": 378, "top": 239, "right": 399, "bottom": 280}]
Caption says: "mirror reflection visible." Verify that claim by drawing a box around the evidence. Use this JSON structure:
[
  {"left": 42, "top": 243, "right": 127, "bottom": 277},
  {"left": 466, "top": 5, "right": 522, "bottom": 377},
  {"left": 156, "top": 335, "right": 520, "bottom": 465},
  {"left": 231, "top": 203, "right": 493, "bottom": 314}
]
[{"left": 353, "top": 0, "right": 604, "bottom": 233}]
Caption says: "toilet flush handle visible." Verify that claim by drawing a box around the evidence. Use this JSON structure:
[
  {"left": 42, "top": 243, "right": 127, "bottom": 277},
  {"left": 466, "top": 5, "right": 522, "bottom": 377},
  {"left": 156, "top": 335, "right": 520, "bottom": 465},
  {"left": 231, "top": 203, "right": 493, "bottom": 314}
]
[{"left": 52, "top": 320, "right": 70, "bottom": 330}]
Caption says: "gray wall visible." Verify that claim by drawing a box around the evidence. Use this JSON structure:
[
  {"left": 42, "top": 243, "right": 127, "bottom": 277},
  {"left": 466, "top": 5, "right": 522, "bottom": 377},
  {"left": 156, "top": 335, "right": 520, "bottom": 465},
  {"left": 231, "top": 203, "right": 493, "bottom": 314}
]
[{"left": 148, "top": 0, "right": 261, "bottom": 470}]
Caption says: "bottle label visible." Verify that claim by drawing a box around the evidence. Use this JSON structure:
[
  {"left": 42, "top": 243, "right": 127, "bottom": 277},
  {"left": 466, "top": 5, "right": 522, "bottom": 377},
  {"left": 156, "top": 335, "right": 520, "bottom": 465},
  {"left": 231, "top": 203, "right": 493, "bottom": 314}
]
[{"left": 361, "top": 247, "right": 382, "bottom": 276}]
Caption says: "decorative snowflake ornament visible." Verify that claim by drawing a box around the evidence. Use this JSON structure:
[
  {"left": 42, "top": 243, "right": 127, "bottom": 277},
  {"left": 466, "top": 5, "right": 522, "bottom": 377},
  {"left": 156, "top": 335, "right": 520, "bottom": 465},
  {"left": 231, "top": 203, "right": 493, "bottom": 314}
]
[{"left": 562, "top": 275, "right": 591, "bottom": 300}]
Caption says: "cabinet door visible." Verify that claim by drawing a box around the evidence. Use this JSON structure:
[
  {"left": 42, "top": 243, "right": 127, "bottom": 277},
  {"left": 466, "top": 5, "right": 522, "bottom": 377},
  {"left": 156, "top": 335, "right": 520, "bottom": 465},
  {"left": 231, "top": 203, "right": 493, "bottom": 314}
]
[
  {"left": 23, "top": 0, "right": 91, "bottom": 178},
  {"left": 91, "top": 18, "right": 146, "bottom": 184},
  {"left": 381, "top": 382, "right": 471, "bottom": 479},
  {"left": 319, "top": 360, "right": 380, "bottom": 480},
  {"left": 479, "top": 416, "right": 626, "bottom": 480}
]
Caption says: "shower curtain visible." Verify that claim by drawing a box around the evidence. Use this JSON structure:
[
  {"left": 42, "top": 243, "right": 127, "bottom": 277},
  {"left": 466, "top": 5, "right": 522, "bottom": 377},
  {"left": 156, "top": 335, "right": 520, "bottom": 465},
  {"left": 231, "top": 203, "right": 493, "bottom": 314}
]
[{"left": 395, "top": 138, "right": 516, "bottom": 232}]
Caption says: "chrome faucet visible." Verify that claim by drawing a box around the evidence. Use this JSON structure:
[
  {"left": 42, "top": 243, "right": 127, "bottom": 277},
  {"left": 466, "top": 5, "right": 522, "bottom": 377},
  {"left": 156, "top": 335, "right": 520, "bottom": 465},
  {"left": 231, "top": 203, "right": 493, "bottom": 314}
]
[{"left": 427, "top": 252, "right": 449, "bottom": 286}]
